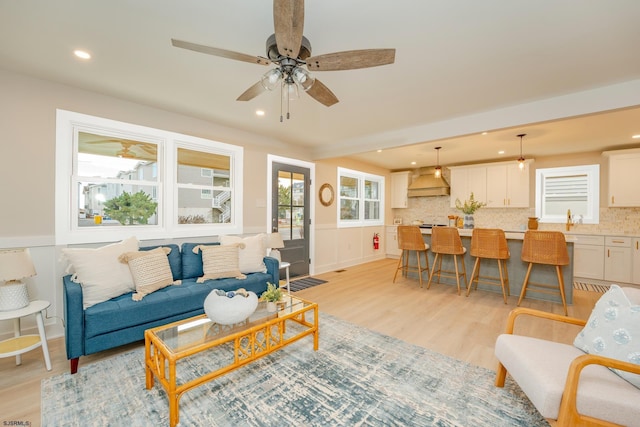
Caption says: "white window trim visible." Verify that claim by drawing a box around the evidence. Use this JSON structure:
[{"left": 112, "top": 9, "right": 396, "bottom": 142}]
[
  {"left": 55, "top": 109, "right": 243, "bottom": 245},
  {"left": 337, "top": 167, "right": 385, "bottom": 228},
  {"left": 535, "top": 164, "right": 600, "bottom": 225}
]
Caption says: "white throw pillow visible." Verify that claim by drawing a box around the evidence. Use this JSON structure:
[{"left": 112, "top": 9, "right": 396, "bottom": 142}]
[
  {"left": 119, "top": 247, "right": 181, "bottom": 301},
  {"left": 574, "top": 284, "right": 640, "bottom": 388},
  {"left": 193, "top": 244, "right": 246, "bottom": 282},
  {"left": 219, "top": 234, "right": 267, "bottom": 274},
  {"left": 62, "top": 236, "right": 139, "bottom": 309}
]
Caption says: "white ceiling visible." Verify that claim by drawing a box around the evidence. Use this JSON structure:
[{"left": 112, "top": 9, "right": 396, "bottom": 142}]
[{"left": 1, "top": 0, "right": 640, "bottom": 170}]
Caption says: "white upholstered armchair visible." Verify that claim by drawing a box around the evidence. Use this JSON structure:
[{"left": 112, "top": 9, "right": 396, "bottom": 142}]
[{"left": 495, "top": 286, "right": 640, "bottom": 426}]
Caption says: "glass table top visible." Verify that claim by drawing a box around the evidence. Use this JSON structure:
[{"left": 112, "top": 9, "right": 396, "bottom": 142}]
[{"left": 153, "top": 294, "right": 310, "bottom": 354}]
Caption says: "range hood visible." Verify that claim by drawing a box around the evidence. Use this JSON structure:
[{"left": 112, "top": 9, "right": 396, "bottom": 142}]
[{"left": 407, "top": 167, "right": 450, "bottom": 197}]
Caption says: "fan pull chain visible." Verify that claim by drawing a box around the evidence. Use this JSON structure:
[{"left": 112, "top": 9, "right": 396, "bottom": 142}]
[
  {"left": 287, "top": 87, "right": 291, "bottom": 120},
  {"left": 280, "top": 83, "right": 284, "bottom": 122}
]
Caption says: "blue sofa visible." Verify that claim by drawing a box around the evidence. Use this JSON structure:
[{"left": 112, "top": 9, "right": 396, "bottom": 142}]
[{"left": 63, "top": 242, "right": 278, "bottom": 374}]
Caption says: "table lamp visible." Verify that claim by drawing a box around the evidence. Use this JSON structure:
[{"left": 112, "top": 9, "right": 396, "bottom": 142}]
[
  {"left": 267, "top": 232, "right": 285, "bottom": 261},
  {"left": 0, "top": 248, "right": 36, "bottom": 311}
]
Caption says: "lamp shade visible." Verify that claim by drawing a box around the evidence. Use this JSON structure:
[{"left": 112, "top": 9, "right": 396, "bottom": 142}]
[
  {"left": 268, "top": 232, "right": 285, "bottom": 249},
  {"left": 0, "top": 248, "right": 36, "bottom": 283}
]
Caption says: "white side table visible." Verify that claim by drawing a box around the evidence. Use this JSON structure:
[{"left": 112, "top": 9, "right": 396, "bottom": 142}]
[
  {"left": 0, "top": 300, "right": 52, "bottom": 370},
  {"left": 279, "top": 261, "right": 291, "bottom": 294}
]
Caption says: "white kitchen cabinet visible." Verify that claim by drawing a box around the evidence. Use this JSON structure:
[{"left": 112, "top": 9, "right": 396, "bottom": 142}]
[
  {"left": 604, "top": 149, "right": 640, "bottom": 207},
  {"left": 633, "top": 238, "right": 640, "bottom": 284},
  {"left": 385, "top": 226, "right": 402, "bottom": 257},
  {"left": 604, "top": 236, "right": 632, "bottom": 283},
  {"left": 451, "top": 161, "right": 529, "bottom": 209},
  {"left": 390, "top": 171, "right": 411, "bottom": 208},
  {"left": 572, "top": 235, "right": 605, "bottom": 280},
  {"left": 486, "top": 162, "right": 530, "bottom": 208},
  {"left": 449, "top": 166, "right": 486, "bottom": 208}
]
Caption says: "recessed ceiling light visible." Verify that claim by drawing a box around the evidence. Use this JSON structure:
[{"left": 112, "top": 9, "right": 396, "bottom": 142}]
[
  {"left": 498, "top": 150, "right": 505, "bottom": 155},
  {"left": 377, "top": 149, "right": 382, "bottom": 153},
  {"left": 256, "top": 110, "right": 265, "bottom": 116},
  {"left": 73, "top": 50, "right": 91, "bottom": 60},
  {"left": 633, "top": 134, "right": 640, "bottom": 139},
  {"left": 482, "top": 132, "right": 488, "bottom": 135},
  {"left": 411, "top": 161, "right": 416, "bottom": 165}
]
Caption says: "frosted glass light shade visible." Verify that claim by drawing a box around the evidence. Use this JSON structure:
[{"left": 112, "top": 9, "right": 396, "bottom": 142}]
[{"left": 260, "top": 68, "right": 283, "bottom": 91}]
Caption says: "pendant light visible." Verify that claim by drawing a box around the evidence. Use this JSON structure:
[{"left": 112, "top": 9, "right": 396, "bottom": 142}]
[
  {"left": 434, "top": 146, "right": 442, "bottom": 178},
  {"left": 517, "top": 134, "right": 526, "bottom": 170}
]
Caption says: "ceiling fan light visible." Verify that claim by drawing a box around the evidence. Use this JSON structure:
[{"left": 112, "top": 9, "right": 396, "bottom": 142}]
[
  {"left": 282, "top": 81, "right": 299, "bottom": 100},
  {"left": 292, "top": 67, "right": 315, "bottom": 91},
  {"left": 260, "top": 68, "right": 282, "bottom": 91}
]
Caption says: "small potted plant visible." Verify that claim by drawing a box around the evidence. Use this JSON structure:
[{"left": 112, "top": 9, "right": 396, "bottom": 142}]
[
  {"left": 454, "top": 192, "right": 486, "bottom": 229},
  {"left": 260, "top": 282, "right": 283, "bottom": 312}
]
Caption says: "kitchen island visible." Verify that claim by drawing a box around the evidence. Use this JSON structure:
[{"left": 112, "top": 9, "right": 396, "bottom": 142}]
[{"left": 414, "top": 228, "right": 575, "bottom": 304}]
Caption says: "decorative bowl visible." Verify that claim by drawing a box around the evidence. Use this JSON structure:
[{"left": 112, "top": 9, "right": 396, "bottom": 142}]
[{"left": 203, "top": 290, "right": 258, "bottom": 325}]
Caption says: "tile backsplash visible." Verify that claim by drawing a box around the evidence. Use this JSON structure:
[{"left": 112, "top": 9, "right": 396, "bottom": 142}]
[{"left": 393, "top": 195, "right": 640, "bottom": 236}]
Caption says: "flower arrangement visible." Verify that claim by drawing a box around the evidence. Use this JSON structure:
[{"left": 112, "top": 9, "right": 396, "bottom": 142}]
[
  {"left": 260, "top": 282, "right": 283, "bottom": 302},
  {"left": 455, "top": 192, "right": 486, "bottom": 215}
]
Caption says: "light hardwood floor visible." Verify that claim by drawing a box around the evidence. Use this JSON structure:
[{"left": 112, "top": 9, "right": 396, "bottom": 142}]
[{"left": 0, "top": 258, "right": 600, "bottom": 426}]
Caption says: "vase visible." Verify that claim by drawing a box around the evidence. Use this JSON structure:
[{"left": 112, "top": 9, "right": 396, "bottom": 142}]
[
  {"left": 203, "top": 290, "right": 258, "bottom": 325},
  {"left": 266, "top": 301, "right": 277, "bottom": 312},
  {"left": 527, "top": 217, "right": 539, "bottom": 230},
  {"left": 463, "top": 214, "right": 474, "bottom": 229}
]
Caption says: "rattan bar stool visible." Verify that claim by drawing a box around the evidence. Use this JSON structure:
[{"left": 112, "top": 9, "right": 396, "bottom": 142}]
[
  {"left": 466, "top": 228, "right": 510, "bottom": 303},
  {"left": 517, "top": 230, "right": 570, "bottom": 315},
  {"left": 393, "top": 225, "right": 430, "bottom": 287},
  {"left": 427, "top": 227, "right": 467, "bottom": 295}
]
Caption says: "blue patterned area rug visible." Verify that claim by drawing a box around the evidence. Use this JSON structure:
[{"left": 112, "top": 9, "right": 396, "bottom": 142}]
[{"left": 42, "top": 313, "right": 546, "bottom": 426}]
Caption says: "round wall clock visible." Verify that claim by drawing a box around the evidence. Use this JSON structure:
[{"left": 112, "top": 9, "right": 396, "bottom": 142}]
[{"left": 319, "top": 183, "right": 334, "bottom": 207}]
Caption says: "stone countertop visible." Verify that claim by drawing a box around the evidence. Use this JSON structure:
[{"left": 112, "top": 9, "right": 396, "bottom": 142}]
[{"left": 419, "top": 227, "right": 579, "bottom": 242}]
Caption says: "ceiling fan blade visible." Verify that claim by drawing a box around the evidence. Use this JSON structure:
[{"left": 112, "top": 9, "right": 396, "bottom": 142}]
[
  {"left": 273, "top": 0, "right": 304, "bottom": 58},
  {"left": 305, "top": 79, "right": 339, "bottom": 107},
  {"left": 306, "top": 49, "right": 396, "bottom": 71},
  {"left": 171, "top": 39, "right": 271, "bottom": 66},
  {"left": 237, "top": 81, "right": 266, "bottom": 102}
]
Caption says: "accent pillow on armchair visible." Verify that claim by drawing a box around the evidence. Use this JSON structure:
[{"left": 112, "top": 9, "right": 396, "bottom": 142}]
[{"left": 574, "top": 284, "right": 640, "bottom": 388}]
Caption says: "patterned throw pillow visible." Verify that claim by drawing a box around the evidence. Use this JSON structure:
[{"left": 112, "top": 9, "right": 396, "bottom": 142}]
[
  {"left": 219, "top": 234, "right": 267, "bottom": 274},
  {"left": 574, "top": 284, "right": 640, "bottom": 388},
  {"left": 193, "top": 244, "right": 246, "bottom": 282},
  {"left": 119, "top": 247, "right": 181, "bottom": 301}
]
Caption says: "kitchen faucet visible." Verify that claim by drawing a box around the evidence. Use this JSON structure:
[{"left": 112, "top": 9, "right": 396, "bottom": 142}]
[{"left": 566, "top": 209, "right": 574, "bottom": 231}]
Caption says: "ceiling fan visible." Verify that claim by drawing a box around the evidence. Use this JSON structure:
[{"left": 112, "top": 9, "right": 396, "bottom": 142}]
[
  {"left": 171, "top": 0, "right": 395, "bottom": 120},
  {"left": 81, "top": 138, "right": 157, "bottom": 159}
]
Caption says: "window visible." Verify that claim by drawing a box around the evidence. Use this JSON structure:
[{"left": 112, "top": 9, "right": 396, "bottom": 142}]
[
  {"left": 337, "top": 167, "right": 384, "bottom": 227},
  {"left": 535, "top": 164, "right": 599, "bottom": 224},
  {"left": 55, "top": 110, "right": 243, "bottom": 244}
]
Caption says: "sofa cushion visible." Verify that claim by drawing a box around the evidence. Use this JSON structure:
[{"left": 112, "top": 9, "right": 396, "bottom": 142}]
[
  {"left": 140, "top": 243, "right": 181, "bottom": 280},
  {"left": 574, "top": 284, "right": 640, "bottom": 388},
  {"left": 119, "top": 247, "right": 180, "bottom": 301},
  {"left": 219, "top": 234, "right": 267, "bottom": 274},
  {"left": 496, "top": 334, "right": 640, "bottom": 425},
  {"left": 62, "top": 236, "right": 139, "bottom": 309},
  {"left": 181, "top": 242, "right": 219, "bottom": 280},
  {"left": 83, "top": 273, "right": 272, "bottom": 338},
  {"left": 194, "top": 244, "right": 246, "bottom": 281}
]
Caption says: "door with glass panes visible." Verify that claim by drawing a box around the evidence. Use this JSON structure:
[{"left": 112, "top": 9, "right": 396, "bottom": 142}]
[{"left": 272, "top": 162, "right": 310, "bottom": 278}]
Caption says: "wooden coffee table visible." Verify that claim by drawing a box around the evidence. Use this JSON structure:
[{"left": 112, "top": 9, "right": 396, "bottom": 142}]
[{"left": 144, "top": 295, "right": 318, "bottom": 427}]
